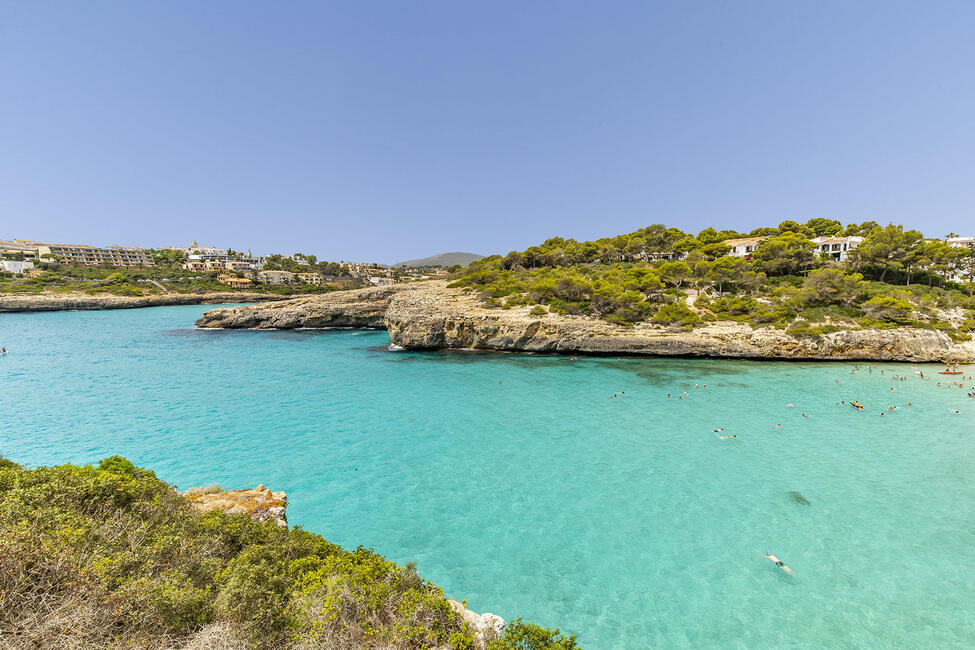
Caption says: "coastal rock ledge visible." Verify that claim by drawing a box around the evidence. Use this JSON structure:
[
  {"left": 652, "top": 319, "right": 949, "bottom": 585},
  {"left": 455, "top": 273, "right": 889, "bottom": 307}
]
[
  {"left": 184, "top": 484, "right": 288, "bottom": 527},
  {"left": 196, "top": 281, "right": 975, "bottom": 362}
]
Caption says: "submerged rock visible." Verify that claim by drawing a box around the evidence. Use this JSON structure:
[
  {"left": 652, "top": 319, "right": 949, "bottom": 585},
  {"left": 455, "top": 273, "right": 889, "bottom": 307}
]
[
  {"left": 789, "top": 491, "right": 811, "bottom": 505},
  {"left": 184, "top": 484, "right": 288, "bottom": 526}
]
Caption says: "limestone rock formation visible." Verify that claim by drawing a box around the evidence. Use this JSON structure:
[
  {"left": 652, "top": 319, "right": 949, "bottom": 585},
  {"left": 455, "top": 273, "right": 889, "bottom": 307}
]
[
  {"left": 447, "top": 600, "right": 506, "bottom": 649},
  {"left": 195, "top": 281, "right": 975, "bottom": 362},
  {"left": 195, "top": 285, "right": 399, "bottom": 329},
  {"left": 184, "top": 484, "right": 288, "bottom": 527}
]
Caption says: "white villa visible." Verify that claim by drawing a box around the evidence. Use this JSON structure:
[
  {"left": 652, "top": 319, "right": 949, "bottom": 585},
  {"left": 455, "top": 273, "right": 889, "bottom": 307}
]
[
  {"left": 723, "top": 237, "right": 768, "bottom": 258},
  {"left": 811, "top": 236, "right": 864, "bottom": 261}
]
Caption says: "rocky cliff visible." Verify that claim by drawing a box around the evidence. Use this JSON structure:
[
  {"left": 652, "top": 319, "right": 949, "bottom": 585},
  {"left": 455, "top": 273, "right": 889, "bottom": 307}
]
[
  {"left": 0, "top": 291, "right": 290, "bottom": 313},
  {"left": 196, "top": 281, "right": 975, "bottom": 362},
  {"left": 195, "top": 285, "right": 399, "bottom": 328}
]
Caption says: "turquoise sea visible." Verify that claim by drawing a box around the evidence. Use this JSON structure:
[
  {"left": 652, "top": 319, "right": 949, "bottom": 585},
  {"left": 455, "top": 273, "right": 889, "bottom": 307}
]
[{"left": 2, "top": 305, "right": 974, "bottom": 648}]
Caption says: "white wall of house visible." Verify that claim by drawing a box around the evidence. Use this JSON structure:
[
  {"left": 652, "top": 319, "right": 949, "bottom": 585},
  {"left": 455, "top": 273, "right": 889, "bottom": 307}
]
[{"left": 1, "top": 260, "right": 34, "bottom": 274}]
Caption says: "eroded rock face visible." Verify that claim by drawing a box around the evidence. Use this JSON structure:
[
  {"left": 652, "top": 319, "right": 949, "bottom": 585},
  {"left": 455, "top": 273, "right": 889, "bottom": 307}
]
[
  {"left": 196, "top": 281, "right": 975, "bottom": 362},
  {"left": 184, "top": 484, "right": 288, "bottom": 527},
  {"left": 195, "top": 285, "right": 402, "bottom": 329}
]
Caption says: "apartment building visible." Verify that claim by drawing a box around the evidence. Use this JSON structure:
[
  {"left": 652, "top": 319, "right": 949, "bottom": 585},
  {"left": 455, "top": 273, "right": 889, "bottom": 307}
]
[
  {"left": 0, "top": 240, "right": 154, "bottom": 267},
  {"left": 257, "top": 270, "right": 294, "bottom": 285},
  {"left": 0, "top": 240, "right": 42, "bottom": 260},
  {"left": 296, "top": 273, "right": 328, "bottom": 285},
  {"left": 218, "top": 275, "right": 253, "bottom": 288}
]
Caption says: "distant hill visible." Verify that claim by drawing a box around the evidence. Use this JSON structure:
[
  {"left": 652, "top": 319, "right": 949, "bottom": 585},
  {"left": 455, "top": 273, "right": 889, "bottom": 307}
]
[{"left": 393, "top": 252, "right": 484, "bottom": 268}]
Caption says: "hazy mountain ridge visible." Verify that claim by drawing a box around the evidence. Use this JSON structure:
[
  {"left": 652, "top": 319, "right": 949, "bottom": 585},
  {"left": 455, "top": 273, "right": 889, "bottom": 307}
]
[{"left": 393, "top": 252, "right": 484, "bottom": 268}]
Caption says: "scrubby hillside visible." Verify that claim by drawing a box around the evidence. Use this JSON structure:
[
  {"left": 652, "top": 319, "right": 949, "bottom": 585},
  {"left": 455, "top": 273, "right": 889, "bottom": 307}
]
[
  {"left": 449, "top": 221, "right": 975, "bottom": 339},
  {"left": 0, "top": 456, "right": 576, "bottom": 650}
]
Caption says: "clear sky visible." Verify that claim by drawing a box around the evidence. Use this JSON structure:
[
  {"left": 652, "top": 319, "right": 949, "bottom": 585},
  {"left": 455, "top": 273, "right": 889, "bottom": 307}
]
[{"left": 2, "top": 2, "right": 973, "bottom": 263}]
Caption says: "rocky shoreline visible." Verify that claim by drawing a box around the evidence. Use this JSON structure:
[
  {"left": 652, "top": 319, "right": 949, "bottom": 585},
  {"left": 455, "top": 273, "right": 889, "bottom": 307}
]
[
  {"left": 0, "top": 291, "right": 292, "bottom": 313},
  {"left": 196, "top": 282, "right": 975, "bottom": 362},
  {"left": 181, "top": 480, "right": 506, "bottom": 647}
]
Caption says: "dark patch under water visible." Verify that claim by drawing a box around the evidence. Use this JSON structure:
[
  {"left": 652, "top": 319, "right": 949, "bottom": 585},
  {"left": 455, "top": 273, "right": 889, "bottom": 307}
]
[{"left": 789, "top": 491, "right": 812, "bottom": 505}]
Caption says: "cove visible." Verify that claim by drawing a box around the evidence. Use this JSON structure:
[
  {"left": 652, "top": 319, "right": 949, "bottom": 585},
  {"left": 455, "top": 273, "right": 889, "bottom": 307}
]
[{"left": 2, "top": 304, "right": 974, "bottom": 648}]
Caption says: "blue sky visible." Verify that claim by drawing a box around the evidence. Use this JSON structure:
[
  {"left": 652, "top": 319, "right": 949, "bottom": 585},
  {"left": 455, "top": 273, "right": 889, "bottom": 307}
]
[{"left": 1, "top": 2, "right": 973, "bottom": 263}]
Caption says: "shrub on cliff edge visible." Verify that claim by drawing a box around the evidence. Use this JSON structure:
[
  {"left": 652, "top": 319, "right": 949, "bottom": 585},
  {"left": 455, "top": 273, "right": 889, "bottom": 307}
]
[{"left": 0, "top": 457, "right": 482, "bottom": 648}]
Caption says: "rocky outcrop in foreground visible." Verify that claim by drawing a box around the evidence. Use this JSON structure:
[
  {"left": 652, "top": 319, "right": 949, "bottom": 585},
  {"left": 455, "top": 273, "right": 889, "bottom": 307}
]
[
  {"left": 184, "top": 484, "right": 288, "bottom": 527},
  {"left": 0, "top": 291, "right": 290, "bottom": 313},
  {"left": 196, "top": 282, "right": 975, "bottom": 362},
  {"left": 448, "top": 600, "right": 506, "bottom": 648},
  {"left": 195, "top": 285, "right": 397, "bottom": 328},
  {"left": 181, "top": 481, "right": 507, "bottom": 648}
]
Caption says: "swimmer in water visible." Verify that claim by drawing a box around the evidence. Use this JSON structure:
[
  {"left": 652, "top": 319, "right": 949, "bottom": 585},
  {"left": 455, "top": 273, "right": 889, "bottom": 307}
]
[
  {"left": 717, "top": 434, "right": 736, "bottom": 439},
  {"left": 950, "top": 409, "right": 960, "bottom": 414},
  {"left": 774, "top": 424, "right": 782, "bottom": 429},
  {"left": 763, "top": 551, "right": 796, "bottom": 575},
  {"left": 801, "top": 413, "right": 809, "bottom": 418},
  {"left": 712, "top": 428, "right": 724, "bottom": 432}
]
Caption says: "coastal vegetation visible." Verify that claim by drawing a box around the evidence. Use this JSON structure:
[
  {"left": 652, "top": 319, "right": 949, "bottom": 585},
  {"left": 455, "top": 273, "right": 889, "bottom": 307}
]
[
  {"left": 0, "top": 252, "right": 366, "bottom": 297},
  {"left": 449, "top": 221, "right": 975, "bottom": 340},
  {"left": 0, "top": 456, "right": 577, "bottom": 649}
]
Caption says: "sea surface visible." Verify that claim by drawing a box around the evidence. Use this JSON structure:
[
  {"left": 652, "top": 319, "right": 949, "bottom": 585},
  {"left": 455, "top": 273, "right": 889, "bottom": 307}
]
[{"left": 2, "top": 305, "right": 974, "bottom": 648}]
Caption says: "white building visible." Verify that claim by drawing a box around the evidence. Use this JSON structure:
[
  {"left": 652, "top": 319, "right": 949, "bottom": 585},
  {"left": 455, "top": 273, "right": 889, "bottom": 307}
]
[
  {"left": 947, "top": 237, "right": 975, "bottom": 283},
  {"left": 1, "top": 260, "right": 34, "bottom": 274},
  {"left": 811, "top": 236, "right": 864, "bottom": 262},
  {"left": 722, "top": 237, "right": 768, "bottom": 258}
]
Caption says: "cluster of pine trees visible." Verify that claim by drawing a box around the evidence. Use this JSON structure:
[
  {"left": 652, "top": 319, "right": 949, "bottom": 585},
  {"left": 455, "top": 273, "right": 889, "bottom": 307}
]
[{"left": 451, "top": 219, "right": 974, "bottom": 336}]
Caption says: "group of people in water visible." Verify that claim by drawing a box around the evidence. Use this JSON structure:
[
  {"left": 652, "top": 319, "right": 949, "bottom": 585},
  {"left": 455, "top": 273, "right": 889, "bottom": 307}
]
[{"left": 695, "top": 361, "right": 970, "bottom": 578}]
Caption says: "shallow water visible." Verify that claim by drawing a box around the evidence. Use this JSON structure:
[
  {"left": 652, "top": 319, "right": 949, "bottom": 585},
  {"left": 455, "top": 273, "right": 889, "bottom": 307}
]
[{"left": 2, "top": 305, "right": 974, "bottom": 648}]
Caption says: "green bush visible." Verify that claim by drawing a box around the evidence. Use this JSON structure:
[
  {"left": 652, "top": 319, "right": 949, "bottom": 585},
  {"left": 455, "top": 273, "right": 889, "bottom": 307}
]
[
  {"left": 862, "top": 294, "right": 914, "bottom": 323},
  {"left": 0, "top": 456, "right": 567, "bottom": 649},
  {"left": 487, "top": 618, "right": 579, "bottom": 649},
  {"left": 650, "top": 302, "right": 701, "bottom": 327}
]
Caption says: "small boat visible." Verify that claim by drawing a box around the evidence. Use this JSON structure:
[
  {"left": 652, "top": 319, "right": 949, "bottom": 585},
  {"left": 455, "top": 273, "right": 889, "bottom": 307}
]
[{"left": 850, "top": 401, "right": 864, "bottom": 410}]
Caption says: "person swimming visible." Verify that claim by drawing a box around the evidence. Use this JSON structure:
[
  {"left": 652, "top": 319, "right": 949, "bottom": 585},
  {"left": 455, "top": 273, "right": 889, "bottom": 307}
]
[
  {"left": 717, "top": 434, "right": 736, "bottom": 439},
  {"left": 712, "top": 428, "right": 724, "bottom": 432},
  {"left": 763, "top": 551, "right": 796, "bottom": 575}
]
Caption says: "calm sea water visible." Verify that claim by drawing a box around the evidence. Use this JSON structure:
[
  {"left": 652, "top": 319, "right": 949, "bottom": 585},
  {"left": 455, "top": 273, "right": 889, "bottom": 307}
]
[{"left": 2, "top": 305, "right": 974, "bottom": 648}]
